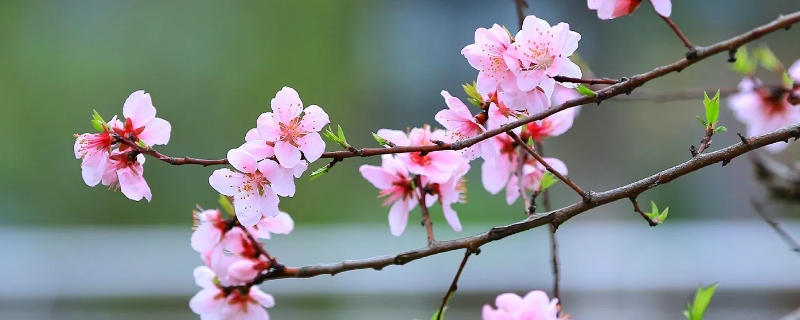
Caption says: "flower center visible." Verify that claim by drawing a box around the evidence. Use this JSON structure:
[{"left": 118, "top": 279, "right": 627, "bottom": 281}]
[
  {"left": 758, "top": 88, "right": 791, "bottom": 118},
  {"left": 279, "top": 117, "right": 307, "bottom": 146},
  {"left": 526, "top": 120, "right": 553, "bottom": 141}
]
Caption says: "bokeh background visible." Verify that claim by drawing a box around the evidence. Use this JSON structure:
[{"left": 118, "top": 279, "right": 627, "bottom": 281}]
[{"left": 1, "top": 0, "right": 800, "bottom": 319}]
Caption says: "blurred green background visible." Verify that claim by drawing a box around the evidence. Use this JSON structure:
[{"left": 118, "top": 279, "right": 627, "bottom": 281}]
[{"left": 2, "top": 0, "right": 800, "bottom": 319}]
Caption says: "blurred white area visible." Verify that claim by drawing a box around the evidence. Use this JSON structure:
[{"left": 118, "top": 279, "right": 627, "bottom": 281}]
[{"left": 2, "top": 220, "right": 799, "bottom": 297}]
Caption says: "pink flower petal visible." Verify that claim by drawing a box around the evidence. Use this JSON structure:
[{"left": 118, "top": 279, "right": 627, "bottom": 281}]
[
  {"left": 297, "top": 132, "right": 325, "bottom": 163},
  {"left": 260, "top": 159, "right": 295, "bottom": 197},
  {"left": 650, "top": 0, "right": 672, "bottom": 17},
  {"left": 256, "top": 114, "right": 283, "bottom": 142},
  {"left": 299, "top": 105, "right": 330, "bottom": 132},
  {"left": 495, "top": 293, "right": 524, "bottom": 312},
  {"left": 359, "top": 165, "right": 396, "bottom": 190},
  {"left": 481, "top": 159, "right": 509, "bottom": 194},
  {"left": 274, "top": 140, "right": 301, "bottom": 168},
  {"left": 122, "top": 90, "right": 156, "bottom": 125},
  {"left": 239, "top": 140, "right": 275, "bottom": 161},
  {"left": 191, "top": 222, "right": 222, "bottom": 253},
  {"left": 228, "top": 149, "right": 258, "bottom": 174},
  {"left": 250, "top": 287, "right": 276, "bottom": 308},
  {"left": 193, "top": 266, "right": 217, "bottom": 289},
  {"left": 118, "top": 166, "right": 151, "bottom": 202},
  {"left": 189, "top": 288, "right": 223, "bottom": 315},
  {"left": 271, "top": 87, "right": 304, "bottom": 124},
  {"left": 376, "top": 129, "right": 409, "bottom": 146},
  {"left": 388, "top": 200, "right": 410, "bottom": 236},
  {"left": 245, "top": 128, "right": 262, "bottom": 141},
  {"left": 442, "top": 205, "right": 462, "bottom": 232},
  {"left": 138, "top": 117, "right": 171, "bottom": 146},
  {"left": 209, "top": 169, "right": 248, "bottom": 196}
]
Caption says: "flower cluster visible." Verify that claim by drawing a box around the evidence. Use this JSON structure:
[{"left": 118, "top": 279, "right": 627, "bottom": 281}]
[
  {"left": 210, "top": 87, "right": 329, "bottom": 226},
  {"left": 189, "top": 207, "right": 294, "bottom": 319},
  {"left": 587, "top": 0, "right": 672, "bottom": 19},
  {"left": 728, "top": 59, "right": 800, "bottom": 153},
  {"left": 74, "top": 90, "right": 172, "bottom": 202},
  {"left": 482, "top": 290, "right": 561, "bottom": 320}
]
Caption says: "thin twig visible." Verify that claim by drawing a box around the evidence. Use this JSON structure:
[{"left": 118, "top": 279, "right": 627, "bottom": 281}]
[
  {"left": 553, "top": 76, "right": 619, "bottom": 85},
  {"left": 513, "top": 0, "right": 527, "bottom": 30},
  {"left": 508, "top": 131, "right": 588, "bottom": 202},
  {"left": 661, "top": 16, "right": 695, "bottom": 52},
  {"left": 630, "top": 197, "right": 659, "bottom": 227},
  {"left": 751, "top": 197, "right": 800, "bottom": 257},
  {"left": 517, "top": 149, "right": 532, "bottom": 216},
  {"left": 435, "top": 249, "right": 475, "bottom": 320},
  {"left": 535, "top": 141, "right": 561, "bottom": 308},
  {"left": 691, "top": 126, "right": 715, "bottom": 157},
  {"left": 415, "top": 175, "right": 436, "bottom": 245},
  {"left": 114, "top": 134, "right": 229, "bottom": 166},
  {"left": 261, "top": 122, "right": 800, "bottom": 281}
]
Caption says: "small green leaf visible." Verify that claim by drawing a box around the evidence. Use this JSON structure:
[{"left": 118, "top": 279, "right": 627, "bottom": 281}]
[
  {"left": 218, "top": 194, "right": 235, "bottom": 217},
  {"left": 576, "top": 84, "right": 596, "bottom": 97},
  {"left": 783, "top": 71, "right": 794, "bottom": 89},
  {"left": 462, "top": 82, "right": 484, "bottom": 107},
  {"left": 539, "top": 172, "right": 558, "bottom": 191},
  {"left": 322, "top": 126, "right": 349, "bottom": 149},
  {"left": 650, "top": 201, "right": 659, "bottom": 217},
  {"left": 703, "top": 90, "right": 720, "bottom": 126},
  {"left": 92, "top": 109, "right": 107, "bottom": 125},
  {"left": 713, "top": 126, "right": 727, "bottom": 134},
  {"left": 688, "top": 283, "right": 718, "bottom": 320},
  {"left": 322, "top": 126, "right": 338, "bottom": 143},
  {"left": 136, "top": 140, "right": 148, "bottom": 148},
  {"left": 91, "top": 119, "right": 104, "bottom": 132},
  {"left": 696, "top": 116, "right": 707, "bottom": 127},
  {"left": 337, "top": 125, "right": 347, "bottom": 141},
  {"left": 431, "top": 290, "right": 456, "bottom": 320},
  {"left": 752, "top": 44, "right": 783, "bottom": 73},
  {"left": 310, "top": 165, "right": 330, "bottom": 180},
  {"left": 683, "top": 308, "right": 691, "bottom": 320},
  {"left": 372, "top": 132, "right": 389, "bottom": 146},
  {"left": 646, "top": 211, "right": 658, "bottom": 221},
  {"left": 731, "top": 46, "right": 758, "bottom": 76},
  {"left": 526, "top": 136, "right": 534, "bottom": 147},
  {"left": 658, "top": 207, "right": 669, "bottom": 222}
]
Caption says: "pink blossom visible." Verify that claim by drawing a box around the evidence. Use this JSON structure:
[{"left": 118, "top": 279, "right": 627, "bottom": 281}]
[
  {"left": 360, "top": 154, "right": 434, "bottom": 236},
  {"left": 113, "top": 90, "right": 171, "bottom": 149},
  {"left": 191, "top": 209, "right": 229, "bottom": 253},
  {"left": 101, "top": 151, "right": 152, "bottom": 202},
  {"left": 435, "top": 91, "right": 497, "bottom": 164},
  {"left": 524, "top": 108, "right": 577, "bottom": 142},
  {"left": 221, "top": 228, "right": 258, "bottom": 259},
  {"left": 728, "top": 77, "right": 800, "bottom": 153},
  {"left": 505, "top": 15, "right": 581, "bottom": 96},
  {"left": 189, "top": 266, "right": 226, "bottom": 319},
  {"left": 481, "top": 290, "right": 559, "bottom": 320},
  {"left": 550, "top": 84, "right": 582, "bottom": 115},
  {"left": 500, "top": 87, "right": 550, "bottom": 115},
  {"left": 393, "top": 125, "right": 469, "bottom": 183},
  {"left": 256, "top": 87, "right": 329, "bottom": 168},
  {"left": 588, "top": 0, "right": 671, "bottom": 19},
  {"left": 485, "top": 92, "right": 526, "bottom": 128},
  {"left": 461, "top": 24, "right": 515, "bottom": 94},
  {"left": 428, "top": 162, "right": 470, "bottom": 232},
  {"left": 241, "top": 125, "right": 310, "bottom": 179},
  {"left": 228, "top": 257, "right": 271, "bottom": 283},
  {"left": 189, "top": 265, "right": 276, "bottom": 320},
  {"left": 74, "top": 124, "right": 116, "bottom": 186},
  {"left": 481, "top": 134, "right": 518, "bottom": 194},
  {"left": 209, "top": 149, "right": 292, "bottom": 226},
  {"left": 247, "top": 211, "right": 294, "bottom": 240},
  {"left": 506, "top": 157, "right": 568, "bottom": 205}
]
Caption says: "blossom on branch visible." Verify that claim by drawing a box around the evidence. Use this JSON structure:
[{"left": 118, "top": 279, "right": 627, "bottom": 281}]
[
  {"left": 461, "top": 23, "right": 515, "bottom": 94},
  {"left": 436, "top": 90, "right": 498, "bottom": 164},
  {"left": 256, "top": 87, "right": 329, "bottom": 168},
  {"left": 74, "top": 122, "right": 116, "bottom": 186},
  {"left": 506, "top": 157, "right": 568, "bottom": 205},
  {"left": 588, "top": 0, "right": 672, "bottom": 19},
  {"left": 391, "top": 126, "right": 468, "bottom": 184},
  {"left": 728, "top": 77, "right": 800, "bottom": 153},
  {"left": 115, "top": 90, "right": 172, "bottom": 149},
  {"left": 209, "top": 149, "right": 293, "bottom": 226},
  {"left": 481, "top": 290, "right": 559, "bottom": 320},
  {"left": 427, "top": 161, "right": 470, "bottom": 232},
  {"left": 101, "top": 151, "right": 152, "bottom": 202},
  {"left": 189, "top": 265, "right": 276, "bottom": 320}
]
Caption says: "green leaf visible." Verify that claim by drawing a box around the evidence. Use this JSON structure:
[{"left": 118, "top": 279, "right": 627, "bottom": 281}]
[
  {"left": 136, "top": 140, "right": 149, "bottom": 148},
  {"left": 526, "top": 136, "right": 534, "bottom": 147},
  {"left": 783, "top": 71, "right": 794, "bottom": 89},
  {"left": 322, "top": 126, "right": 338, "bottom": 143},
  {"left": 650, "top": 201, "right": 659, "bottom": 218},
  {"left": 752, "top": 44, "right": 783, "bottom": 73},
  {"left": 731, "top": 46, "right": 758, "bottom": 76},
  {"left": 687, "top": 283, "right": 718, "bottom": 320},
  {"left": 310, "top": 165, "right": 330, "bottom": 180},
  {"left": 713, "top": 126, "right": 727, "bottom": 134},
  {"left": 92, "top": 109, "right": 107, "bottom": 125},
  {"left": 576, "top": 84, "right": 596, "bottom": 97},
  {"left": 91, "top": 119, "right": 104, "bottom": 132},
  {"left": 696, "top": 116, "right": 707, "bottom": 127},
  {"left": 703, "top": 90, "right": 720, "bottom": 126},
  {"left": 462, "top": 82, "right": 484, "bottom": 107},
  {"left": 658, "top": 207, "right": 669, "bottom": 222},
  {"left": 430, "top": 290, "right": 456, "bottom": 320},
  {"left": 539, "top": 172, "right": 558, "bottom": 191},
  {"left": 218, "top": 194, "right": 235, "bottom": 217},
  {"left": 336, "top": 125, "right": 346, "bottom": 141},
  {"left": 372, "top": 132, "right": 389, "bottom": 146}
]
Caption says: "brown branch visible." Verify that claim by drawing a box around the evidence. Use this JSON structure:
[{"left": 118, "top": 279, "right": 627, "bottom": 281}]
[
  {"left": 751, "top": 197, "right": 800, "bottom": 257},
  {"left": 516, "top": 150, "right": 533, "bottom": 216},
  {"left": 508, "top": 131, "right": 588, "bottom": 201},
  {"left": 435, "top": 249, "right": 475, "bottom": 320},
  {"left": 661, "top": 16, "right": 696, "bottom": 53},
  {"left": 513, "top": 0, "right": 527, "bottom": 30},
  {"left": 630, "top": 197, "right": 659, "bottom": 227},
  {"left": 416, "top": 175, "right": 436, "bottom": 245},
  {"left": 114, "top": 134, "right": 229, "bottom": 166},
  {"left": 535, "top": 141, "right": 561, "bottom": 309},
  {"left": 264, "top": 121, "right": 800, "bottom": 281},
  {"left": 553, "top": 76, "right": 619, "bottom": 85},
  {"left": 691, "top": 125, "right": 715, "bottom": 157}
]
